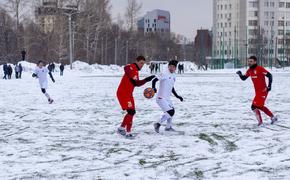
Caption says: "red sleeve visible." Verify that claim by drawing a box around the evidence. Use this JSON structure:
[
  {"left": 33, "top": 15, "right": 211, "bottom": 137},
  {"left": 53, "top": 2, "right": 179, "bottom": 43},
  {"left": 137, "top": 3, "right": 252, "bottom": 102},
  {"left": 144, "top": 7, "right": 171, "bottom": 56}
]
[
  {"left": 245, "top": 69, "right": 251, "bottom": 77},
  {"left": 125, "top": 65, "right": 146, "bottom": 87}
]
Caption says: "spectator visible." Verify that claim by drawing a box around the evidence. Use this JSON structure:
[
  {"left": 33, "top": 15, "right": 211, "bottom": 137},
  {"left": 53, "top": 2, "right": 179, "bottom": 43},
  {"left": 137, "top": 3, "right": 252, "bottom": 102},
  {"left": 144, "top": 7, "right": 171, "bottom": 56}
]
[
  {"left": 18, "top": 63, "right": 23, "bottom": 78},
  {"left": 21, "top": 50, "right": 26, "bottom": 61},
  {"left": 7, "top": 65, "right": 13, "bottom": 79},
  {"left": 15, "top": 64, "right": 20, "bottom": 79},
  {"left": 3, "top": 63, "right": 8, "bottom": 79},
  {"left": 60, "top": 63, "right": 64, "bottom": 76}
]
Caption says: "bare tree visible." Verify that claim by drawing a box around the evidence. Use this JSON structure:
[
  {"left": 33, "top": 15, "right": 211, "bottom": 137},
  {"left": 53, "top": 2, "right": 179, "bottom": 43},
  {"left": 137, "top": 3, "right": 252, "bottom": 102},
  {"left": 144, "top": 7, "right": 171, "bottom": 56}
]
[{"left": 125, "top": 0, "right": 142, "bottom": 32}]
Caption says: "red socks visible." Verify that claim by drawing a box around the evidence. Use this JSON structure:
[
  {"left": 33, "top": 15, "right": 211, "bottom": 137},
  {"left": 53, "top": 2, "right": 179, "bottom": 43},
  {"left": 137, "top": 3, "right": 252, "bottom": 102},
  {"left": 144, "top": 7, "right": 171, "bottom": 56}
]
[
  {"left": 258, "top": 106, "right": 274, "bottom": 118},
  {"left": 121, "top": 114, "right": 133, "bottom": 133},
  {"left": 254, "top": 109, "right": 263, "bottom": 126}
]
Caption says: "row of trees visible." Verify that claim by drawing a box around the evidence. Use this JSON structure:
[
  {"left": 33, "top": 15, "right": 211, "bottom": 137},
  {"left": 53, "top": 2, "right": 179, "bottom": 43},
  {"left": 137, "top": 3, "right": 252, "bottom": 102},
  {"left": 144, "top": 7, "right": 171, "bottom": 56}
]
[{"left": 0, "top": 0, "right": 194, "bottom": 65}]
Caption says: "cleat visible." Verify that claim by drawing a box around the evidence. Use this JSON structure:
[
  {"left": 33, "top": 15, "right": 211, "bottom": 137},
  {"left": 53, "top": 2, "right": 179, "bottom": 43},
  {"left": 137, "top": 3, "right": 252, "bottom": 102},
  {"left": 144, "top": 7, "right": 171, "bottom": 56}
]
[
  {"left": 165, "top": 127, "right": 176, "bottom": 132},
  {"left": 125, "top": 133, "right": 135, "bottom": 139},
  {"left": 271, "top": 116, "right": 278, "bottom": 125},
  {"left": 117, "top": 127, "right": 126, "bottom": 136},
  {"left": 154, "top": 123, "right": 161, "bottom": 133},
  {"left": 48, "top": 99, "right": 54, "bottom": 104}
]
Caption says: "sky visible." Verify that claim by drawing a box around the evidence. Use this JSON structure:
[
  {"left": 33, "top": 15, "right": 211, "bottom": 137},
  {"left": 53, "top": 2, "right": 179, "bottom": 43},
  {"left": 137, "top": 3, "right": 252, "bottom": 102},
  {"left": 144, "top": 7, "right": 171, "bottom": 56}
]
[{"left": 110, "top": 0, "right": 213, "bottom": 40}]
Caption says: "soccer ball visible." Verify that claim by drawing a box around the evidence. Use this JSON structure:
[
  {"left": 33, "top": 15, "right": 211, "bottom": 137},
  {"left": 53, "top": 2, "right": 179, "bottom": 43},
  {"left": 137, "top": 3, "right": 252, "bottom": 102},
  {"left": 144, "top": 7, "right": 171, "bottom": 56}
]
[{"left": 143, "top": 87, "right": 155, "bottom": 99}]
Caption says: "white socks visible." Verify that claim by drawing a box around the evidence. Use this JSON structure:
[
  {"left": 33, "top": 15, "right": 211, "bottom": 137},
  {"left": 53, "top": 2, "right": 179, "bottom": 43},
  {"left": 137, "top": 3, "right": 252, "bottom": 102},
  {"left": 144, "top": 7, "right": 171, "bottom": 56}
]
[
  {"left": 159, "top": 112, "right": 173, "bottom": 128},
  {"left": 45, "top": 92, "right": 51, "bottom": 100}
]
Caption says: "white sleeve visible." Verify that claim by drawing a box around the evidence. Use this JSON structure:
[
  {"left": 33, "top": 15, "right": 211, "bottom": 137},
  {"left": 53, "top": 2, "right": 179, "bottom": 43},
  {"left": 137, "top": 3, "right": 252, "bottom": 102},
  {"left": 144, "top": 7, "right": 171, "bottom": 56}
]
[{"left": 157, "top": 73, "right": 166, "bottom": 80}]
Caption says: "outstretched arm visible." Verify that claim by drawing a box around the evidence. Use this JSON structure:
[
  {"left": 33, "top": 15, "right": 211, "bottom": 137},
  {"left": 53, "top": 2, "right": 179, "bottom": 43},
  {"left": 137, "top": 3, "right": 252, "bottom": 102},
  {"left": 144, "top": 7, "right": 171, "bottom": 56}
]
[
  {"left": 265, "top": 72, "right": 272, "bottom": 91},
  {"left": 236, "top": 71, "right": 248, "bottom": 81},
  {"left": 152, "top": 78, "right": 159, "bottom": 93},
  {"left": 124, "top": 66, "right": 155, "bottom": 87},
  {"left": 172, "top": 87, "right": 183, "bottom": 102},
  {"left": 49, "top": 72, "right": 55, "bottom": 82}
]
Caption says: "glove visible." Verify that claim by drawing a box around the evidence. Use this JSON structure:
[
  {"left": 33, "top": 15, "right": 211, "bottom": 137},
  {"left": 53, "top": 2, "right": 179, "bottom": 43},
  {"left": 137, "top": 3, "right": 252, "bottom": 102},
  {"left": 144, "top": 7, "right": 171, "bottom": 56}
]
[
  {"left": 32, "top": 73, "right": 37, "bottom": 78},
  {"left": 145, "top": 75, "right": 156, "bottom": 82},
  {"left": 153, "top": 88, "right": 157, "bottom": 93},
  {"left": 267, "top": 86, "right": 271, "bottom": 92},
  {"left": 52, "top": 79, "right": 55, "bottom": 83},
  {"left": 178, "top": 96, "right": 183, "bottom": 102},
  {"left": 236, "top": 71, "right": 242, "bottom": 75}
]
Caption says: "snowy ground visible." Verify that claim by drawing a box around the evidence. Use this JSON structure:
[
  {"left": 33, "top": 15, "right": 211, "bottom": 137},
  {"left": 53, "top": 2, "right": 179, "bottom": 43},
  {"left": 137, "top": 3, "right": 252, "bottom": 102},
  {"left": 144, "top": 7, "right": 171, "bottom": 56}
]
[{"left": 0, "top": 66, "right": 290, "bottom": 180}]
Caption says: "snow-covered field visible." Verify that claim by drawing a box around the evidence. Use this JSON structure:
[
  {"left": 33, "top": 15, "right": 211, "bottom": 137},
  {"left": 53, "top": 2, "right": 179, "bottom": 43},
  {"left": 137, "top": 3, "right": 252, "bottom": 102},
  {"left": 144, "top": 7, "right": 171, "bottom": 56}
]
[{"left": 0, "top": 63, "right": 290, "bottom": 180}]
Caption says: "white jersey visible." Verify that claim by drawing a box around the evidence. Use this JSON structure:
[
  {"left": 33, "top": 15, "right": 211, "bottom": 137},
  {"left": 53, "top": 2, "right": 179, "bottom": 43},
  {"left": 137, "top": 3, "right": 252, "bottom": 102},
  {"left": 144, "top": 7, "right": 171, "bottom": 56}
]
[
  {"left": 157, "top": 70, "right": 176, "bottom": 100},
  {"left": 34, "top": 67, "right": 49, "bottom": 89}
]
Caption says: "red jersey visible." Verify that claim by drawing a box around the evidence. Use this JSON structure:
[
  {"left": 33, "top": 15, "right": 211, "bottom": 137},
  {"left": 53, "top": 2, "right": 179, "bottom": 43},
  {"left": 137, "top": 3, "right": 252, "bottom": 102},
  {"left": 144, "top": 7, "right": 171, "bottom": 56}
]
[
  {"left": 117, "top": 63, "right": 140, "bottom": 98},
  {"left": 246, "top": 66, "right": 269, "bottom": 94}
]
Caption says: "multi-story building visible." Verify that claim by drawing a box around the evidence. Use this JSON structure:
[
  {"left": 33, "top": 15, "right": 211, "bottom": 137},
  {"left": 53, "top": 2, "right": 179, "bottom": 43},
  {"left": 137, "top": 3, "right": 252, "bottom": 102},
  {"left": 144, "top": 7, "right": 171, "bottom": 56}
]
[
  {"left": 213, "top": 0, "right": 290, "bottom": 68},
  {"left": 137, "top": 9, "right": 170, "bottom": 34},
  {"left": 35, "top": 0, "right": 78, "bottom": 33}
]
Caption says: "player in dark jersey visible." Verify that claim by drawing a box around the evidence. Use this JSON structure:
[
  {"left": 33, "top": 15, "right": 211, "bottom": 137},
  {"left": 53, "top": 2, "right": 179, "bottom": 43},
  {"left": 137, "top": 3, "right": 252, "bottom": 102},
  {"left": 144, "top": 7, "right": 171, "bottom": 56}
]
[{"left": 236, "top": 56, "right": 277, "bottom": 126}]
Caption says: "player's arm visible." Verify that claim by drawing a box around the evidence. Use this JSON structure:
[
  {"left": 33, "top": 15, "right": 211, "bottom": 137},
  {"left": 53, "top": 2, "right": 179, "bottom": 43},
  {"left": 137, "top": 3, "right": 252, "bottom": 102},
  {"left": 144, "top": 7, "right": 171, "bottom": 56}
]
[
  {"left": 124, "top": 66, "right": 155, "bottom": 87},
  {"left": 172, "top": 87, "right": 183, "bottom": 102},
  {"left": 152, "top": 78, "right": 159, "bottom": 93},
  {"left": 236, "top": 71, "right": 248, "bottom": 81},
  {"left": 49, "top": 72, "right": 55, "bottom": 83},
  {"left": 265, "top": 72, "right": 273, "bottom": 92}
]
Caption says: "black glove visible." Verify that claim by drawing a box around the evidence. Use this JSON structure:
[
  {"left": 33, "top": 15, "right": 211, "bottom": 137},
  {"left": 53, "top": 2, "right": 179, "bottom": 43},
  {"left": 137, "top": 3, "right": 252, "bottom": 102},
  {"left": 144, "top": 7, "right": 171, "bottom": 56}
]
[
  {"left": 153, "top": 88, "right": 157, "bottom": 93},
  {"left": 267, "top": 86, "right": 271, "bottom": 92},
  {"left": 32, "top": 73, "right": 37, "bottom": 78},
  {"left": 236, "top": 71, "right": 242, "bottom": 75},
  {"left": 145, "top": 75, "right": 156, "bottom": 82},
  {"left": 52, "top": 79, "right": 55, "bottom": 83},
  {"left": 177, "top": 96, "right": 183, "bottom": 102}
]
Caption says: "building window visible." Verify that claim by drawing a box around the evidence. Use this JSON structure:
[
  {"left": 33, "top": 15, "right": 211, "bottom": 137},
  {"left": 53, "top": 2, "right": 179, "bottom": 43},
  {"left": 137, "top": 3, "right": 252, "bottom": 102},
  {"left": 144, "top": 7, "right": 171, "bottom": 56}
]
[
  {"left": 248, "top": 20, "right": 258, "bottom": 26},
  {"left": 278, "top": 30, "right": 284, "bottom": 35},
  {"left": 249, "top": 1, "right": 258, "bottom": 8},
  {"left": 249, "top": 11, "right": 258, "bottom": 17},
  {"left": 270, "top": 2, "right": 275, "bottom": 7},
  {"left": 286, "top": 2, "right": 290, "bottom": 8},
  {"left": 229, "top": 4, "right": 232, "bottom": 9},
  {"left": 280, "top": 2, "right": 285, "bottom": 8},
  {"left": 265, "top": 21, "right": 269, "bottom": 26},
  {"left": 225, "top": 4, "right": 227, "bottom": 10},
  {"left": 278, "top": 20, "right": 285, "bottom": 26}
]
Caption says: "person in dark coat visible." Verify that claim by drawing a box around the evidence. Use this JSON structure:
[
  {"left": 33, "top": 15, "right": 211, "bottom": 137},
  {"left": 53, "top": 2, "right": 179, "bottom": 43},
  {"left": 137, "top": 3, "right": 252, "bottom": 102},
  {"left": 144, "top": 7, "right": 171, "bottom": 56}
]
[
  {"left": 51, "top": 63, "right": 55, "bottom": 72},
  {"left": 21, "top": 50, "right": 26, "bottom": 61},
  {"left": 7, "top": 65, "right": 13, "bottom": 79},
  {"left": 3, "top": 63, "right": 8, "bottom": 79},
  {"left": 15, "top": 64, "right": 20, "bottom": 79},
  {"left": 60, "top": 63, "right": 64, "bottom": 76},
  {"left": 18, "top": 63, "right": 23, "bottom": 78}
]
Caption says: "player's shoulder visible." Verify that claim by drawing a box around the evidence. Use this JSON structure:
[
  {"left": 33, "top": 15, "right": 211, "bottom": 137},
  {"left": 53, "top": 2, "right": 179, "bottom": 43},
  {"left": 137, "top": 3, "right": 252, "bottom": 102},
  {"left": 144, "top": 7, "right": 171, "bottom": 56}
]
[{"left": 257, "top": 66, "right": 269, "bottom": 73}]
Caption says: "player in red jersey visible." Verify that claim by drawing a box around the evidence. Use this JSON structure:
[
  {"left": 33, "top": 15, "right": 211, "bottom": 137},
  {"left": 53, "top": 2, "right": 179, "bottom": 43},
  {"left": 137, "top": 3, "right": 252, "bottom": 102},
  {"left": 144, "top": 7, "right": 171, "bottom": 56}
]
[
  {"left": 116, "top": 56, "right": 155, "bottom": 139},
  {"left": 237, "top": 56, "right": 277, "bottom": 126}
]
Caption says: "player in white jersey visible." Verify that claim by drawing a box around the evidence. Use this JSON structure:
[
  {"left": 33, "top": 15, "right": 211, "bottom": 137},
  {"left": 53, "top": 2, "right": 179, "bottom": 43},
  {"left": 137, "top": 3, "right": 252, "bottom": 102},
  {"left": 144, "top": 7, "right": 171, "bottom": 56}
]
[
  {"left": 152, "top": 60, "right": 183, "bottom": 133},
  {"left": 32, "top": 61, "right": 55, "bottom": 104}
]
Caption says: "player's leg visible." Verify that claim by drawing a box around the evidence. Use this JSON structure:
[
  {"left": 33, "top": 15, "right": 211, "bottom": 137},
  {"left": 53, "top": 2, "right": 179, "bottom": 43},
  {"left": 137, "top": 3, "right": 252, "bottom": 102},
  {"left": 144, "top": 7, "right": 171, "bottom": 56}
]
[
  {"left": 41, "top": 88, "right": 53, "bottom": 104},
  {"left": 117, "top": 97, "right": 135, "bottom": 136},
  {"left": 154, "top": 98, "right": 174, "bottom": 133},
  {"left": 252, "top": 105, "right": 263, "bottom": 126},
  {"left": 165, "top": 109, "right": 175, "bottom": 131}
]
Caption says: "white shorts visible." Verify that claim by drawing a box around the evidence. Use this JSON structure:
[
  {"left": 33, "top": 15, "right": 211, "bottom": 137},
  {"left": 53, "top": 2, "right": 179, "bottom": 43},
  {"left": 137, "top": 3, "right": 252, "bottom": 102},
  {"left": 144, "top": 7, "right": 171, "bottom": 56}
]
[
  {"left": 156, "top": 98, "right": 174, "bottom": 112},
  {"left": 39, "top": 81, "right": 48, "bottom": 89}
]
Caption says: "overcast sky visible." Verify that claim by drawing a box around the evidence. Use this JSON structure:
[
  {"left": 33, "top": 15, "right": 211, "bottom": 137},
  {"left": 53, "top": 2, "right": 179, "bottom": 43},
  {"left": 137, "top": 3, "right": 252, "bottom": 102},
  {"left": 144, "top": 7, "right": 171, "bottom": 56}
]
[{"left": 110, "top": 0, "right": 213, "bottom": 40}]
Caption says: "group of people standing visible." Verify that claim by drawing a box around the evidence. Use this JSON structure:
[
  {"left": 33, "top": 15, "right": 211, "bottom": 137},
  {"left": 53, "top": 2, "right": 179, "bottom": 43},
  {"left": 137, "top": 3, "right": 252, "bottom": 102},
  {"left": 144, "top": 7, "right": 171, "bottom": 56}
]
[{"left": 2, "top": 63, "right": 23, "bottom": 79}]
